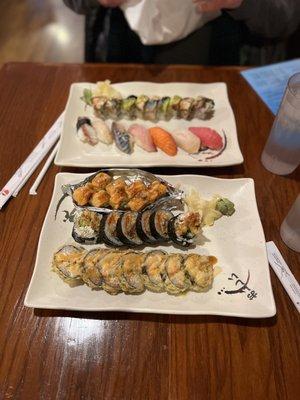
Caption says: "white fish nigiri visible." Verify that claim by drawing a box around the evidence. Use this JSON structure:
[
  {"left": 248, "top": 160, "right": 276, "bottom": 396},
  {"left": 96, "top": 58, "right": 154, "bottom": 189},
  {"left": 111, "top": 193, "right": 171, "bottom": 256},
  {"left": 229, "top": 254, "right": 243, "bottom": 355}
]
[
  {"left": 170, "top": 130, "right": 201, "bottom": 154},
  {"left": 76, "top": 117, "right": 99, "bottom": 146},
  {"left": 128, "top": 124, "right": 157, "bottom": 152},
  {"left": 92, "top": 118, "right": 113, "bottom": 145}
]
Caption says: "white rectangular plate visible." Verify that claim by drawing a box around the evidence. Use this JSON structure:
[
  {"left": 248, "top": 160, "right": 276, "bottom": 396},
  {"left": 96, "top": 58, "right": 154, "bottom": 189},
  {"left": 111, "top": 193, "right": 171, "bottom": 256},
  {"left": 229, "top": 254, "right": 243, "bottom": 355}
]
[
  {"left": 25, "top": 172, "right": 275, "bottom": 317},
  {"left": 55, "top": 82, "right": 243, "bottom": 167}
]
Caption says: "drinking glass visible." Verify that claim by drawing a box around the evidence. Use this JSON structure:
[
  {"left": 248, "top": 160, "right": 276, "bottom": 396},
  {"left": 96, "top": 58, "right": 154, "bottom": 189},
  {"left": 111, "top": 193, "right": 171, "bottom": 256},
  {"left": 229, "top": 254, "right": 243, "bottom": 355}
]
[
  {"left": 280, "top": 194, "right": 300, "bottom": 252},
  {"left": 261, "top": 72, "right": 300, "bottom": 175}
]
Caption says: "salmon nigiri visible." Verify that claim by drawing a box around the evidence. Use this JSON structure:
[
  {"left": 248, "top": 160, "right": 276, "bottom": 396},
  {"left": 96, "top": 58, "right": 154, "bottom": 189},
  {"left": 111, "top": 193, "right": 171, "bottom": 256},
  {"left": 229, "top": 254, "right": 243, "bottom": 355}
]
[{"left": 149, "top": 127, "right": 177, "bottom": 156}]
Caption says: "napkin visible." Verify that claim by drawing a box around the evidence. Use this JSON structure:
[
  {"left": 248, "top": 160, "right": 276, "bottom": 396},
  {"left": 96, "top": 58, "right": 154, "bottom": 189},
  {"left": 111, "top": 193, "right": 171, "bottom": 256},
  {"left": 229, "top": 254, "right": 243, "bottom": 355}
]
[{"left": 121, "top": 0, "right": 220, "bottom": 45}]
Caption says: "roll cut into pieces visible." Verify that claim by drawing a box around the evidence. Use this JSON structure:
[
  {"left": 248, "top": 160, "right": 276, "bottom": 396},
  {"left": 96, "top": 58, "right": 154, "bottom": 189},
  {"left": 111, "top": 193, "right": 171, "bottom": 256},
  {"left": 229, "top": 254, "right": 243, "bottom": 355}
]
[{"left": 52, "top": 245, "right": 217, "bottom": 295}]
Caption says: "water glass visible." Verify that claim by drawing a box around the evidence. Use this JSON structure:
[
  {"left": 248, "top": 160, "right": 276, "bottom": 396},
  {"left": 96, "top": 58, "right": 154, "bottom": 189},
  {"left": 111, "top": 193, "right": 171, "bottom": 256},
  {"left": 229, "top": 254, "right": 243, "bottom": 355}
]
[
  {"left": 280, "top": 194, "right": 300, "bottom": 252},
  {"left": 261, "top": 72, "right": 300, "bottom": 175}
]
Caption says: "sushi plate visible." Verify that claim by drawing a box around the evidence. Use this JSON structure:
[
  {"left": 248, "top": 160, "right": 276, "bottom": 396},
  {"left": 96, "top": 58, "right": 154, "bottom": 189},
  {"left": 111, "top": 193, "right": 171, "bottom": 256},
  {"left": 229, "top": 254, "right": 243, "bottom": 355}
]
[
  {"left": 54, "top": 82, "right": 244, "bottom": 168},
  {"left": 25, "top": 172, "right": 276, "bottom": 317}
]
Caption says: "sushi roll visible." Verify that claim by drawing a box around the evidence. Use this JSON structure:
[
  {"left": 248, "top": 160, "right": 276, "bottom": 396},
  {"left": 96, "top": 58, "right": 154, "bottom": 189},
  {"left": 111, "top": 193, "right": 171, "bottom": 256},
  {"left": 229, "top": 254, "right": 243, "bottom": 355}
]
[
  {"left": 149, "top": 209, "right": 173, "bottom": 241},
  {"left": 184, "top": 254, "right": 217, "bottom": 292},
  {"left": 92, "top": 96, "right": 107, "bottom": 119},
  {"left": 157, "top": 96, "right": 171, "bottom": 120},
  {"left": 164, "top": 254, "right": 191, "bottom": 295},
  {"left": 136, "top": 210, "right": 157, "bottom": 243},
  {"left": 121, "top": 95, "right": 137, "bottom": 119},
  {"left": 168, "top": 95, "right": 182, "bottom": 118},
  {"left": 119, "top": 252, "right": 146, "bottom": 294},
  {"left": 128, "top": 124, "right": 157, "bottom": 152},
  {"left": 91, "top": 119, "right": 114, "bottom": 145},
  {"left": 52, "top": 245, "right": 85, "bottom": 287},
  {"left": 168, "top": 212, "right": 202, "bottom": 247},
  {"left": 111, "top": 122, "right": 134, "bottom": 154},
  {"left": 170, "top": 130, "right": 201, "bottom": 154},
  {"left": 76, "top": 117, "right": 99, "bottom": 146},
  {"left": 98, "top": 251, "right": 124, "bottom": 294},
  {"left": 178, "top": 97, "right": 194, "bottom": 120},
  {"left": 116, "top": 212, "right": 143, "bottom": 246},
  {"left": 81, "top": 248, "right": 109, "bottom": 289},
  {"left": 142, "top": 250, "right": 167, "bottom": 292},
  {"left": 103, "top": 98, "right": 122, "bottom": 120},
  {"left": 144, "top": 97, "right": 159, "bottom": 121},
  {"left": 135, "top": 95, "right": 149, "bottom": 119},
  {"left": 99, "top": 211, "right": 124, "bottom": 247},
  {"left": 192, "top": 96, "right": 215, "bottom": 120},
  {"left": 72, "top": 210, "right": 102, "bottom": 245}
]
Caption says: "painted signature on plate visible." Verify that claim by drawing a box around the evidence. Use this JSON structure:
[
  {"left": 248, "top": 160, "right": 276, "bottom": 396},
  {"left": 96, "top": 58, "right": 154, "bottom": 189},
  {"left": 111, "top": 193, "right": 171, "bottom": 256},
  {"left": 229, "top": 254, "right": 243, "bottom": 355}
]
[{"left": 218, "top": 271, "right": 258, "bottom": 300}]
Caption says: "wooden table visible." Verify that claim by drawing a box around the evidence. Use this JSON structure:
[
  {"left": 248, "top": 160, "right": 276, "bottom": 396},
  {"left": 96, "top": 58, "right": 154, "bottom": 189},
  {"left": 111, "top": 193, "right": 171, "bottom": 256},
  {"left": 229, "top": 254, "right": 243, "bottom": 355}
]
[{"left": 0, "top": 63, "right": 299, "bottom": 400}]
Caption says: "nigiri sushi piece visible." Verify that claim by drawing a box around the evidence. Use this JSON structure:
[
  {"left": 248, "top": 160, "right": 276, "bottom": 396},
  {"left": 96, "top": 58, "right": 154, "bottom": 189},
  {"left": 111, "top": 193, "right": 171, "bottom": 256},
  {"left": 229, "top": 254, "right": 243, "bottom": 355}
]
[
  {"left": 149, "top": 127, "right": 177, "bottom": 156},
  {"left": 111, "top": 122, "right": 134, "bottom": 154},
  {"left": 76, "top": 117, "right": 99, "bottom": 146},
  {"left": 171, "top": 130, "right": 201, "bottom": 154},
  {"left": 92, "top": 119, "right": 113, "bottom": 145},
  {"left": 189, "top": 127, "right": 223, "bottom": 150},
  {"left": 128, "top": 124, "right": 157, "bottom": 152}
]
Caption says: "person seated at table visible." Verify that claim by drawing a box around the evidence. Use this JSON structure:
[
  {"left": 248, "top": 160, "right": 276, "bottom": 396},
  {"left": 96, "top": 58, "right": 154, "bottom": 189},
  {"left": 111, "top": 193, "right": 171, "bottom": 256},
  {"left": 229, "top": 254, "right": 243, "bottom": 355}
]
[{"left": 63, "top": 0, "right": 300, "bottom": 65}]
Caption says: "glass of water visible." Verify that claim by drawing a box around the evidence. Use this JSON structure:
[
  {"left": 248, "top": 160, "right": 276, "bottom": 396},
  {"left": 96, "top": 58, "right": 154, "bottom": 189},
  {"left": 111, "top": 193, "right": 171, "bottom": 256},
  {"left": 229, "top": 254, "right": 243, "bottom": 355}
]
[
  {"left": 261, "top": 72, "right": 300, "bottom": 175},
  {"left": 280, "top": 194, "right": 300, "bottom": 252}
]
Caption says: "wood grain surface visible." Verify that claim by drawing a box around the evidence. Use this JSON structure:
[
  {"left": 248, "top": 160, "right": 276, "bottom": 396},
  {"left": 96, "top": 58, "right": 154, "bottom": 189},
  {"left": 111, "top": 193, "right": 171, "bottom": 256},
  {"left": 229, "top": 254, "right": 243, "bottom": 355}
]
[{"left": 0, "top": 63, "right": 299, "bottom": 400}]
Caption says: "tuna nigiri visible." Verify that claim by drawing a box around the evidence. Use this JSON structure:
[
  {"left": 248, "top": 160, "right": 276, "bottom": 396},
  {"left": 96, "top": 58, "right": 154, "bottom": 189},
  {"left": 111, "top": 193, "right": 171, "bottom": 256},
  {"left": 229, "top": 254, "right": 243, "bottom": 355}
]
[
  {"left": 170, "top": 130, "right": 201, "bottom": 154},
  {"left": 128, "top": 124, "right": 157, "bottom": 152},
  {"left": 76, "top": 117, "right": 99, "bottom": 146},
  {"left": 92, "top": 118, "right": 113, "bottom": 145},
  {"left": 189, "top": 127, "right": 223, "bottom": 150},
  {"left": 149, "top": 127, "right": 177, "bottom": 156}
]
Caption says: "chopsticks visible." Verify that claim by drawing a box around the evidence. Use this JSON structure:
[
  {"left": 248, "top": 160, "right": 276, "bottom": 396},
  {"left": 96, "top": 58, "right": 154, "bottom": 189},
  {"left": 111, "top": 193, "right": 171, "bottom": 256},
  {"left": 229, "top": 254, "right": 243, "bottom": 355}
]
[
  {"left": 29, "top": 141, "right": 60, "bottom": 195},
  {"left": 0, "top": 112, "right": 64, "bottom": 210}
]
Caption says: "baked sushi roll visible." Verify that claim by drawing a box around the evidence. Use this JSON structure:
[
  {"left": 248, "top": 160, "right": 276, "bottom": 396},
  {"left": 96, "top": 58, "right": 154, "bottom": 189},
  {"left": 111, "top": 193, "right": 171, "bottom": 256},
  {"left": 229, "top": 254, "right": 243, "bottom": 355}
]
[
  {"left": 81, "top": 248, "right": 109, "bottom": 289},
  {"left": 98, "top": 251, "right": 125, "bottom": 295},
  {"left": 142, "top": 250, "right": 167, "bottom": 292},
  {"left": 163, "top": 254, "right": 191, "bottom": 295},
  {"left": 157, "top": 96, "right": 171, "bottom": 120},
  {"left": 184, "top": 254, "right": 217, "bottom": 291},
  {"left": 168, "top": 95, "right": 182, "bottom": 118},
  {"left": 168, "top": 212, "right": 202, "bottom": 247},
  {"left": 52, "top": 245, "right": 85, "bottom": 287},
  {"left": 72, "top": 210, "right": 102, "bottom": 245},
  {"left": 119, "top": 251, "right": 146, "bottom": 294}
]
